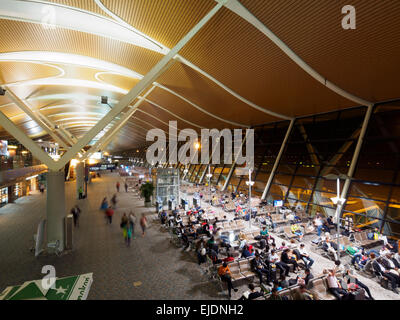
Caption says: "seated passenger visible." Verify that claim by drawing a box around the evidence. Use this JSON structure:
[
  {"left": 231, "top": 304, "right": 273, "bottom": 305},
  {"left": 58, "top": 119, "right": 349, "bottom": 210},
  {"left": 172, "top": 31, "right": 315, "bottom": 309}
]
[
  {"left": 286, "top": 212, "right": 295, "bottom": 223},
  {"left": 175, "top": 215, "right": 183, "bottom": 228},
  {"left": 327, "top": 216, "right": 336, "bottom": 227},
  {"left": 380, "top": 244, "right": 392, "bottom": 257},
  {"left": 281, "top": 249, "right": 300, "bottom": 273},
  {"left": 278, "top": 274, "right": 289, "bottom": 289},
  {"left": 250, "top": 254, "right": 268, "bottom": 282},
  {"left": 321, "top": 219, "right": 331, "bottom": 233},
  {"left": 279, "top": 241, "right": 288, "bottom": 251},
  {"left": 267, "top": 287, "right": 286, "bottom": 301},
  {"left": 345, "top": 269, "right": 374, "bottom": 300},
  {"left": 382, "top": 253, "right": 400, "bottom": 276},
  {"left": 298, "top": 243, "right": 314, "bottom": 269},
  {"left": 223, "top": 253, "right": 235, "bottom": 263},
  {"left": 323, "top": 269, "right": 348, "bottom": 300},
  {"left": 209, "top": 248, "right": 221, "bottom": 264},
  {"left": 287, "top": 239, "right": 298, "bottom": 250},
  {"left": 238, "top": 283, "right": 264, "bottom": 300},
  {"left": 241, "top": 245, "right": 253, "bottom": 258},
  {"left": 293, "top": 284, "right": 316, "bottom": 300},
  {"left": 301, "top": 268, "right": 314, "bottom": 286},
  {"left": 322, "top": 238, "right": 339, "bottom": 261},
  {"left": 218, "top": 262, "right": 238, "bottom": 298}
]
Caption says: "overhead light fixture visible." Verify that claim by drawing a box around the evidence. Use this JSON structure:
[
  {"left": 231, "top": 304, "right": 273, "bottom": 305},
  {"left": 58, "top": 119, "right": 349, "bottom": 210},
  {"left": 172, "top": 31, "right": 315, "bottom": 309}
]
[
  {"left": 8, "top": 78, "right": 128, "bottom": 95},
  {"left": 30, "top": 94, "right": 118, "bottom": 105},
  {"left": 0, "top": 2, "right": 164, "bottom": 54},
  {"left": 101, "top": 96, "right": 108, "bottom": 105},
  {"left": 0, "top": 51, "right": 142, "bottom": 79}
]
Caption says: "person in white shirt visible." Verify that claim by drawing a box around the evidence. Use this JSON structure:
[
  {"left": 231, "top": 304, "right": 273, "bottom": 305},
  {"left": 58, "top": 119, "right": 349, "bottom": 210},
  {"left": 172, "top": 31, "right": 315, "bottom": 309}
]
[
  {"left": 372, "top": 257, "right": 400, "bottom": 293},
  {"left": 175, "top": 215, "right": 183, "bottom": 227},
  {"left": 380, "top": 246, "right": 391, "bottom": 257},
  {"left": 299, "top": 243, "right": 314, "bottom": 269},
  {"left": 394, "top": 252, "right": 400, "bottom": 265},
  {"left": 321, "top": 238, "right": 338, "bottom": 261},
  {"left": 324, "top": 269, "right": 348, "bottom": 300},
  {"left": 269, "top": 250, "right": 290, "bottom": 277},
  {"left": 314, "top": 215, "right": 323, "bottom": 237},
  {"left": 287, "top": 239, "right": 297, "bottom": 250},
  {"left": 286, "top": 212, "right": 295, "bottom": 223},
  {"left": 382, "top": 253, "right": 400, "bottom": 276}
]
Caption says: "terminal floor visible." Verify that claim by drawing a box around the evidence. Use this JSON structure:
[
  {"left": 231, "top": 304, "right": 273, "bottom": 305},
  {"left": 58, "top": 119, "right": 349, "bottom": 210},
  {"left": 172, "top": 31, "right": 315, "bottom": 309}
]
[
  {"left": 0, "top": 173, "right": 223, "bottom": 300},
  {"left": 0, "top": 172, "right": 399, "bottom": 300}
]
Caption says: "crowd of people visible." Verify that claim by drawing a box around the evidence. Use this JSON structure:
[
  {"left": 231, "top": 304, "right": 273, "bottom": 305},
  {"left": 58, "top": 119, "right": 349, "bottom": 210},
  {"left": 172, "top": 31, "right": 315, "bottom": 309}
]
[
  {"left": 161, "top": 185, "right": 400, "bottom": 300},
  {"left": 96, "top": 179, "right": 149, "bottom": 247}
]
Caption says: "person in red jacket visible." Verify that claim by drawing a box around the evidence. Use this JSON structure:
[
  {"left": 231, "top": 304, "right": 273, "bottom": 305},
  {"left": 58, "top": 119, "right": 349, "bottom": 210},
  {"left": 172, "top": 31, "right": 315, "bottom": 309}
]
[
  {"left": 223, "top": 254, "right": 235, "bottom": 263},
  {"left": 116, "top": 181, "right": 120, "bottom": 192},
  {"left": 105, "top": 206, "right": 114, "bottom": 224}
]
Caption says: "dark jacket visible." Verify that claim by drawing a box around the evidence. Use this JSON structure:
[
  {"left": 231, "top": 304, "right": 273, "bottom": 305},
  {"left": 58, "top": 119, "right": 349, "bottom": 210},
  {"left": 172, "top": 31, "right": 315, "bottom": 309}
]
[
  {"left": 251, "top": 258, "right": 263, "bottom": 271},
  {"left": 281, "top": 251, "right": 291, "bottom": 264},
  {"left": 372, "top": 261, "right": 386, "bottom": 276},
  {"left": 382, "top": 257, "right": 400, "bottom": 270},
  {"left": 304, "top": 273, "right": 314, "bottom": 285},
  {"left": 242, "top": 249, "right": 252, "bottom": 259}
]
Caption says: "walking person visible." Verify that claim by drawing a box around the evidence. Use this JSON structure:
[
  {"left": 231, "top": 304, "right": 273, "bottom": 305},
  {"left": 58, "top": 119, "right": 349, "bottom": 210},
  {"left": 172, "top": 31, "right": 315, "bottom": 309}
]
[
  {"left": 100, "top": 197, "right": 108, "bottom": 211},
  {"left": 71, "top": 205, "right": 81, "bottom": 228},
  {"left": 78, "top": 186, "right": 83, "bottom": 199},
  {"left": 120, "top": 213, "right": 129, "bottom": 244},
  {"left": 140, "top": 213, "right": 147, "bottom": 237},
  {"left": 125, "top": 222, "right": 133, "bottom": 247},
  {"left": 124, "top": 181, "right": 128, "bottom": 192},
  {"left": 129, "top": 211, "right": 136, "bottom": 240},
  {"left": 111, "top": 194, "right": 117, "bottom": 209},
  {"left": 39, "top": 183, "right": 45, "bottom": 194},
  {"left": 105, "top": 206, "right": 114, "bottom": 225},
  {"left": 116, "top": 181, "right": 120, "bottom": 192}
]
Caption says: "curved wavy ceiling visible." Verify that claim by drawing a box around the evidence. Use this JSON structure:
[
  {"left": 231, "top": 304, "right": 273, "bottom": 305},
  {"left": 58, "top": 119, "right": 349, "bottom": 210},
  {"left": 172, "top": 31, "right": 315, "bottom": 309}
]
[{"left": 0, "top": 0, "right": 398, "bottom": 153}]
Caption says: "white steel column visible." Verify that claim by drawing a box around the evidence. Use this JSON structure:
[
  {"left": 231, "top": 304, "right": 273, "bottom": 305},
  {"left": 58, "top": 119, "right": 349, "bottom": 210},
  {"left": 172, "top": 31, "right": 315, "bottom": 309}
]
[
  {"left": 46, "top": 170, "right": 66, "bottom": 251},
  {"left": 221, "top": 134, "right": 248, "bottom": 191},
  {"left": 199, "top": 141, "right": 221, "bottom": 184},
  {"left": 54, "top": 1, "right": 228, "bottom": 171},
  {"left": 261, "top": 119, "right": 295, "bottom": 200},
  {"left": 339, "top": 105, "right": 374, "bottom": 209}
]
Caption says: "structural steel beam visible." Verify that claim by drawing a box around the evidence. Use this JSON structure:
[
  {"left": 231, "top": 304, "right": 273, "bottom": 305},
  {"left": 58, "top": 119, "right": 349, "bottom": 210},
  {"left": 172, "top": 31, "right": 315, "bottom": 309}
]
[
  {"left": 4, "top": 87, "right": 70, "bottom": 149},
  {"left": 53, "top": 1, "right": 227, "bottom": 171},
  {"left": 261, "top": 119, "right": 295, "bottom": 200},
  {"left": 36, "top": 111, "right": 77, "bottom": 146},
  {"left": 83, "top": 86, "right": 156, "bottom": 160},
  {"left": 338, "top": 105, "right": 374, "bottom": 213},
  {"left": 0, "top": 108, "right": 57, "bottom": 170},
  {"left": 221, "top": 134, "right": 248, "bottom": 191}
]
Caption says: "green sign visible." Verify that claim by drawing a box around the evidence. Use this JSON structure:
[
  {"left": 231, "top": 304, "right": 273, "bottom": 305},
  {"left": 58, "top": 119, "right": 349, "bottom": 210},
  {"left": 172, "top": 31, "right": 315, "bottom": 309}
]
[{"left": 0, "top": 273, "right": 93, "bottom": 300}]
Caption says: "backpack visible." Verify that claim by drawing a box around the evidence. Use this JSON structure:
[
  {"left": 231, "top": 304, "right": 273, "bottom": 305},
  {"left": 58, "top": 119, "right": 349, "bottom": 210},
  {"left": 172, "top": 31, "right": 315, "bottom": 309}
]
[{"left": 346, "top": 246, "right": 357, "bottom": 255}]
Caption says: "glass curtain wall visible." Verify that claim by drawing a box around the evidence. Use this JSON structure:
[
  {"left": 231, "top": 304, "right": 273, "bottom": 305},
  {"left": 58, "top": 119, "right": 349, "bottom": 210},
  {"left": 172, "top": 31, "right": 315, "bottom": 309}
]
[
  {"left": 344, "top": 104, "right": 400, "bottom": 238},
  {"left": 268, "top": 107, "right": 366, "bottom": 218},
  {"left": 229, "top": 121, "right": 290, "bottom": 196}
]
